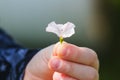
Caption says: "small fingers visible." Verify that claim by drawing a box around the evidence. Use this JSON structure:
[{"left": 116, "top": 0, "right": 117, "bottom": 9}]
[
  {"left": 53, "top": 42, "right": 99, "bottom": 70},
  {"left": 49, "top": 57, "right": 99, "bottom": 80}
]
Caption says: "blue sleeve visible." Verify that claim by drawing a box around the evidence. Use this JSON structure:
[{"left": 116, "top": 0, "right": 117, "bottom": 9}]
[{"left": 0, "top": 29, "right": 40, "bottom": 80}]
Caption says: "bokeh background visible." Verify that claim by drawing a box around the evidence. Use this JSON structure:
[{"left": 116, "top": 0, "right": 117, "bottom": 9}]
[{"left": 0, "top": 0, "right": 120, "bottom": 80}]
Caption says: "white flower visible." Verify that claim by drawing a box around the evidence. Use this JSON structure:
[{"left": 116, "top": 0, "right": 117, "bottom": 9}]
[
  {"left": 46, "top": 21, "right": 75, "bottom": 37},
  {"left": 46, "top": 21, "right": 75, "bottom": 43}
]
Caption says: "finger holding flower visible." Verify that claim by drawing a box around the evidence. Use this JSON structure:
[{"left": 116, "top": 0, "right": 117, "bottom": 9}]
[{"left": 46, "top": 21, "right": 99, "bottom": 80}]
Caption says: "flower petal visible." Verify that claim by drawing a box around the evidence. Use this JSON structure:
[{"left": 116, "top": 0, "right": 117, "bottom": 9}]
[
  {"left": 46, "top": 21, "right": 75, "bottom": 38},
  {"left": 62, "top": 22, "right": 75, "bottom": 38},
  {"left": 62, "top": 28, "right": 75, "bottom": 38},
  {"left": 46, "top": 21, "right": 60, "bottom": 37}
]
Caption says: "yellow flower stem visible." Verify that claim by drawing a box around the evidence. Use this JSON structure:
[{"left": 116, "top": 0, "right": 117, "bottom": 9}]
[{"left": 59, "top": 36, "right": 64, "bottom": 44}]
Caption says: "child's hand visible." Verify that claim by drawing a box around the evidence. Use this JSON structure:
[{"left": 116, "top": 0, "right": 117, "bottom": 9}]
[{"left": 24, "top": 42, "right": 99, "bottom": 80}]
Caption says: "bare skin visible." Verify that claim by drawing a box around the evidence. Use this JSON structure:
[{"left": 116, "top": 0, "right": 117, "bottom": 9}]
[{"left": 24, "top": 42, "right": 99, "bottom": 80}]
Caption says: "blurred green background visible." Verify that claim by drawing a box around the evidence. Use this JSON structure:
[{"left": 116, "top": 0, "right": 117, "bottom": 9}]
[{"left": 0, "top": 0, "right": 120, "bottom": 80}]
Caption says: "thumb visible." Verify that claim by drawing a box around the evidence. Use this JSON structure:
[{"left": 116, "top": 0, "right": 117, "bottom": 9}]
[{"left": 24, "top": 44, "right": 55, "bottom": 80}]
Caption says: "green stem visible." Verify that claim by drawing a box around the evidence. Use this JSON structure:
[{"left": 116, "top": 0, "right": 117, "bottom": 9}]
[{"left": 59, "top": 36, "right": 64, "bottom": 44}]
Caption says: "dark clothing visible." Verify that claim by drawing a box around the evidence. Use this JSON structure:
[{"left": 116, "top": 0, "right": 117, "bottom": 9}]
[{"left": 0, "top": 29, "right": 39, "bottom": 80}]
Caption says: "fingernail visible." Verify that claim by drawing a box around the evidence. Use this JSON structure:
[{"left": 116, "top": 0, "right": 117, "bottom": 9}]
[
  {"left": 57, "top": 45, "right": 69, "bottom": 57},
  {"left": 51, "top": 58, "right": 61, "bottom": 70},
  {"left": 53, "top": 42, "right": 62, "bottom": 56},
  {"left": 56, "top": 44, "right": 62, "bottom": 54}
]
